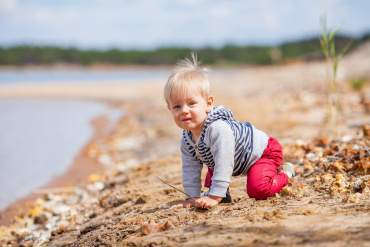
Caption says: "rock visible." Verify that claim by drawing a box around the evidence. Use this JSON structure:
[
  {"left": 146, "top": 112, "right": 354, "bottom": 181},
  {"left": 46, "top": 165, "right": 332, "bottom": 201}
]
[
  {"left": 87, "top": 181, "right": 105, "bottom": 192},
  {"left": 105, "top": 174, "right": 128, "bottom": 188},
  {"left": 98, "top": 154, "right": 113, "bottom": 166},
  {"left": 320, "top": 173, "right": 335, "bottom": 186},
  {"left": 353, "top": 175, "right": 370, "bottom": 193},
  {"left": 333, "top": 174, "right": 349, "bottom": 188},
  {"left": 342, "top": 194, "right": 362, "bottom": 203},
  {"left": 88, "top": 174, "right": 101, "bottom": 183},
  {"left": 34, "top": 213, "right": 49, "bottom": 224},
  {"left": 308, "top": 199, "right": 316, "bottom": 204},
  {"left": 135, "top": 195, "right": 149, "bottom": 205},
  {"left": 19, "top": 240, "right": 34, "bottom": 247},
  {"left": 99, "top": 191, "right": 129, "bottom": 208},
  {"left": 362, "top": 125, "right": 370, "bottom": 136}
]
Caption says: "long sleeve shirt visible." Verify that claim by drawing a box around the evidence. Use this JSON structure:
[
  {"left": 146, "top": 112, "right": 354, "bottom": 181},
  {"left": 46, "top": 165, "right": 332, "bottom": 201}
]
[{"left": 181, "top": 105, "right": 269, "bottom": 199}]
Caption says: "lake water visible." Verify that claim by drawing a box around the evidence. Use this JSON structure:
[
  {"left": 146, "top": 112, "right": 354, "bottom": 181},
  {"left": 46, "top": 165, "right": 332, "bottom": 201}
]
[
  {"left": 0, "top": 68, "right": 170, "bottom": 209},
  {"left": 0, "top": 68, "right": 171, "bottom": 84}
]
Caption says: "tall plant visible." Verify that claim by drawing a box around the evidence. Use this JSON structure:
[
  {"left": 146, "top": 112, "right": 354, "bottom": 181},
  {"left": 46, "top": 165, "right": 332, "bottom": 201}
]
[{"left": 319, "top": 17, "right": 351, "bottom": 137}]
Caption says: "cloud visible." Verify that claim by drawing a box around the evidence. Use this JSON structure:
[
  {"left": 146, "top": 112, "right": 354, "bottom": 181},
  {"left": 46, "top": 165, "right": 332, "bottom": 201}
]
[
  {"left": 209, "top": 4, "right": 231, "bottom": 18},
  {"left": 0, "top": 0, "right": 17, "bottom": 12}
]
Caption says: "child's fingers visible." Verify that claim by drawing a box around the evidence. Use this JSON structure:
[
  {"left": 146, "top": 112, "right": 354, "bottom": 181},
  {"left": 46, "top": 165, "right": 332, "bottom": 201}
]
[
  {"left": 195, "top": 200, "right": 207, "bottom": 209},
  {"left": 169, "top": 203, "right": 193, "bottom": 210},
  {"left": 169, "top": 204, "right": 184, "bottom": 210}
]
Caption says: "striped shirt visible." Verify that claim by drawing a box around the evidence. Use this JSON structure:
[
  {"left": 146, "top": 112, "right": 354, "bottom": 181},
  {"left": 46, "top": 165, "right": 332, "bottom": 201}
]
[{"left": 181, "top": 105, "right": 268, "bottom": 198}]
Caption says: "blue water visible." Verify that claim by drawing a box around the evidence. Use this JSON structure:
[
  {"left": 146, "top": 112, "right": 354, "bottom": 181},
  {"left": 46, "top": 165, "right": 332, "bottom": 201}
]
[
  {"left": 0, "top": 99, "right": 122, "bottom": 209},
  {"left": 0, "top": 68, "right": 171, "bottom": 84},
  {"left": 0, "top": 68, "right": 171, "bottom": 210}
]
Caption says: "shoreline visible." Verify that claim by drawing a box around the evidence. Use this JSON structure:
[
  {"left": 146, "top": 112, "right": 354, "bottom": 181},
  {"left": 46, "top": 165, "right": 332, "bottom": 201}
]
[{"left": 0, "top": 111, "right": 114, "bottom": 226}]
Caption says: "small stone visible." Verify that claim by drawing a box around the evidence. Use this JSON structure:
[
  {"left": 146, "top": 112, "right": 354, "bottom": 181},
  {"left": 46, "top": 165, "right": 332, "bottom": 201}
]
[
  {"left": 342, "top": 194, "right": 361, "bottom": 203},
  {"left": 363, "top": 125, "right": 370, "bottom": 136},
  {"left": 135, "top": 195, "right": 149, "bottom": 204},
  {"left": 88, "top": 174, "right": 100, "bottom": 183},
  {"left": 34, "top": 213, "right": 48, "bottom": 224},
  {"left": 19, "top": 240, "right": 34, "bottom": 247}
]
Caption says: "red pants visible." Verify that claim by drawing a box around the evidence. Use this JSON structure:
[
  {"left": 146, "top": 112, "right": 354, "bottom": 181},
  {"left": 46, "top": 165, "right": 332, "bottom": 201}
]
[{"left": 204, "top": 137, "right": 288, "bottom": 200}]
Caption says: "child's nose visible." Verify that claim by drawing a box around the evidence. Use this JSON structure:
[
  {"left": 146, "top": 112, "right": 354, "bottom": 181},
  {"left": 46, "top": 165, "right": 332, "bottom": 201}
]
[{"left": 181, "top": 105, "right": 189, "bottom": 114}]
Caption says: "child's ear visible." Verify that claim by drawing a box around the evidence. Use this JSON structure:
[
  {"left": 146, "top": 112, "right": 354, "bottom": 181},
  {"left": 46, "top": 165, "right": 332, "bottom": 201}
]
[{"left": 206, "top": 95, "right": 214, "bottom": 113}]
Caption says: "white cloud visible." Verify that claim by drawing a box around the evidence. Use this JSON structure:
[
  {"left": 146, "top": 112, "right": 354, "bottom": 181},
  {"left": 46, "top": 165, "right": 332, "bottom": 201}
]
[
  {"left": 209, "top": 4, "right": 231, "bottom": 18},
  {"left": 0, "top": 0, "right": 17, "bottom": 11},
  {"left": 179, "top": 0, "right": 204, "bottom": 5}
]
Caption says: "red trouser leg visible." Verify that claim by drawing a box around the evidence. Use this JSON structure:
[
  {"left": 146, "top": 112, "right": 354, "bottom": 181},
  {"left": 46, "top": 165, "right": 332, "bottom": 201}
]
[
  {"left": 246, "top": 137, "right": 288, "bottom": 199},
  {"left": 204, "top": 167, "right": 213, "bottom": 188},
  {"left": 204, "top": 137, "right": 288, "bottom": 200}
]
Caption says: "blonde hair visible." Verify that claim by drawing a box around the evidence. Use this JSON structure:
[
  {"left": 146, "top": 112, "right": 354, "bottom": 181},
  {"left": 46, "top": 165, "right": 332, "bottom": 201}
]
[{"left": 164, "top": 52, "right": 211, "bottom": 106}]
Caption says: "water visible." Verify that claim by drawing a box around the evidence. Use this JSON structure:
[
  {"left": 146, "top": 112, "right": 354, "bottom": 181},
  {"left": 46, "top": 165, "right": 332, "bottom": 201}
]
[
  {"left": 0, "top": 68, "right": 171, "bottom": 209},
  {"left": 0, "top": 99, "right": 120, "bottom": 209},
  {"left": 0, "top": 68, "right": 171, "bottom": 84}
]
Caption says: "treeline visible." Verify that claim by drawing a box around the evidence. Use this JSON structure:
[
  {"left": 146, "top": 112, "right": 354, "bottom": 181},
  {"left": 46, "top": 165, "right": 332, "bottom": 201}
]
[{"left": 0, "top": 34, "right": 369, "bottom": 66}]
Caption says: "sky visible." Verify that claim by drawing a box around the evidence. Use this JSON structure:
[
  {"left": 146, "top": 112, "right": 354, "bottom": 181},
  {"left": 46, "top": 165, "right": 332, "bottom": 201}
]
[{"left": 0, "top": 0, "right": 369, "bottom": 50}]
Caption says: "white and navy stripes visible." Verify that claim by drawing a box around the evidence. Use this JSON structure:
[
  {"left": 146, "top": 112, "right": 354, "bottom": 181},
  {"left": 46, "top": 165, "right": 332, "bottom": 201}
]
[{"left": 183, "top": 106, "right": 254, "bottom": 176}]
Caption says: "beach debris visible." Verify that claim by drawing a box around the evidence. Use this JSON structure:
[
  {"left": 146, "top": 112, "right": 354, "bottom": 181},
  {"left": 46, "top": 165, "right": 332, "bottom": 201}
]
[
  {"left": 139, "top": 220, "right": 175, "bottom": 235},
  {"left": 116, "top": 159, "right": 141, "bottom": 173},
  {"left": 280, "top": 178, "right": 307, "bottom": 197},
  {"left": 88, "top": 173, "right": 101, "bottom": 183},
  {"left": 87, "top": 181, "right": 105, "bottom": 192},
  {"left": 353, "top": 175, "right": 370, "bottom": 193},
  {"left": 33, "top": 212, "right": 49, "bottom": 224},
  {"left": 363, "top": 125, "right": 370, "bottom": 136},
  {"left": 342, "top": 193, "right": 362, "bottom": 203},
  {"left": 329, "top": 174, "right": 350, "bottom": 196},
  {"left": 98, "top": 154, "right": 113, "bottom": 166}
]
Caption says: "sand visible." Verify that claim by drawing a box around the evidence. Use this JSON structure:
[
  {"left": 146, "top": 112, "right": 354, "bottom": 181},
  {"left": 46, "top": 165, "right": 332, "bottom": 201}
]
[{"left": 0, "top": 45, "right": 369, "bottom": 246}]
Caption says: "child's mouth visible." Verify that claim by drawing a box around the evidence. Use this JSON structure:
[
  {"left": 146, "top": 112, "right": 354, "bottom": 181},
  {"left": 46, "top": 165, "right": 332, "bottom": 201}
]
[{"left": 182, "top": 118, "right": 191, "bottom": 122}]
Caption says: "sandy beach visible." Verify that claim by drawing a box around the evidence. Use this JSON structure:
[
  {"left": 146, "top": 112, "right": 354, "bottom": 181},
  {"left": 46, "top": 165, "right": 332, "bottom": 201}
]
[{"left": 0, "top": 44, "right": 369, "bottom": 246}]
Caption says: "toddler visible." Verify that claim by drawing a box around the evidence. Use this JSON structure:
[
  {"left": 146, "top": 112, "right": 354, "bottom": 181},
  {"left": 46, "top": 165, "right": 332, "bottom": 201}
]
[{"left": 164, "top": 53, "right": 294, "bottom": 209}]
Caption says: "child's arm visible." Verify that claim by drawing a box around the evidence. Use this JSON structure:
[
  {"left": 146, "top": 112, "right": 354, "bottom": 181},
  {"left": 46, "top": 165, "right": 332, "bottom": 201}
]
[
  {"left": 181, "top": 139, "right": 203, "bottom": 200},
  {"left": 205, "top": 121, "right": 235, "bottom": 200}
]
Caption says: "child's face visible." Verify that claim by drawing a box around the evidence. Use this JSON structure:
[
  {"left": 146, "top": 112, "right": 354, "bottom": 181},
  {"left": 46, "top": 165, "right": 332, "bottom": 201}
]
[{"left": 168, "top": 89, "right": 213, "bottom": 136}]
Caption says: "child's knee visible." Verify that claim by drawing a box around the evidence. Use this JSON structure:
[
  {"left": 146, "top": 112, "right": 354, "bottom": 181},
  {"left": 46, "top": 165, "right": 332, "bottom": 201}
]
[{"left": 247, "top": 183, "right": 271, "bottom": 200}]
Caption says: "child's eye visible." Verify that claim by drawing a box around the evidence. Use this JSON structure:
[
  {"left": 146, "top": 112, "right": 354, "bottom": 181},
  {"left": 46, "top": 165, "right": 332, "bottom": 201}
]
[
  {"left": 189, "top": 102, "right": 195, "bottom": 106},
  {"left": 173, "top": 105, "right": 181, "bottom": 109}
]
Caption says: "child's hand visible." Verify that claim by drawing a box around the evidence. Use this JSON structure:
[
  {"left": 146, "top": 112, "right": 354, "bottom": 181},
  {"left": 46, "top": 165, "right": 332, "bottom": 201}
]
[
  {"left": 195, "top": 195, "right": 222, "bottom": 209},
  {"left": 169, "top": 198, "right": 197, "bottom": 210}
]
